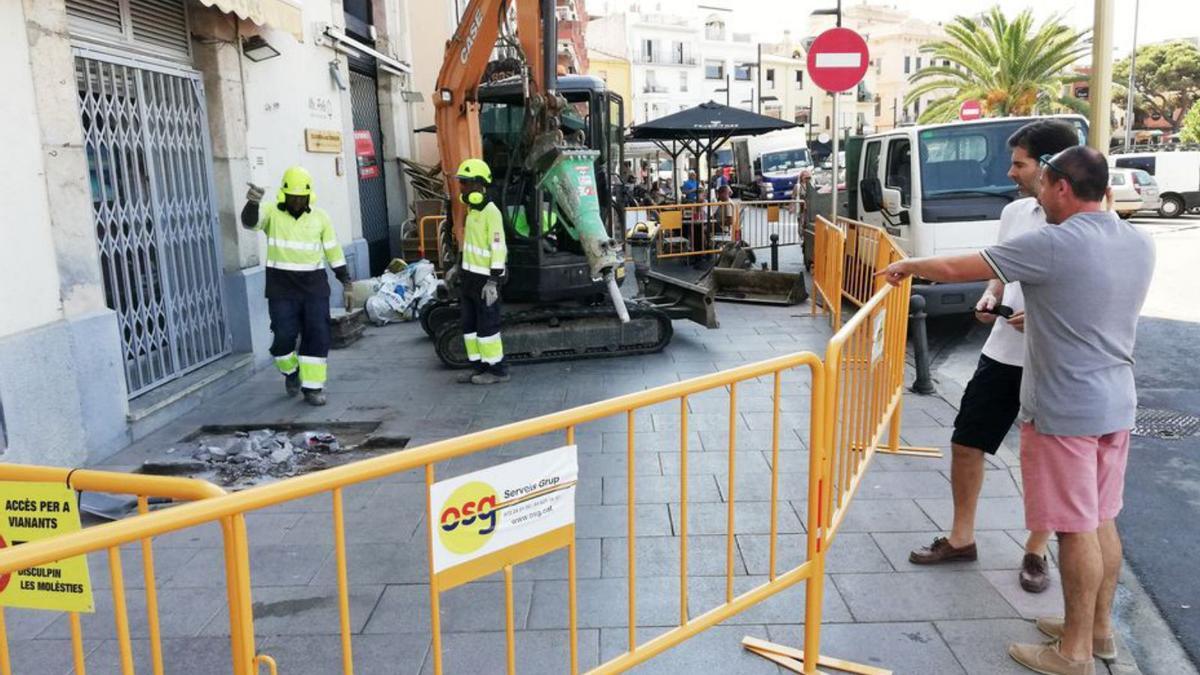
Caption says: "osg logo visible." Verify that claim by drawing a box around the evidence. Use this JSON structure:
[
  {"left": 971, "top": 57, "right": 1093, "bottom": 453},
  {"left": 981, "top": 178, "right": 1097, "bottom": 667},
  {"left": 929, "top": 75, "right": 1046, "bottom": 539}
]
[{"left": 438, "top": 481, "right": 498, "bottom": 554}]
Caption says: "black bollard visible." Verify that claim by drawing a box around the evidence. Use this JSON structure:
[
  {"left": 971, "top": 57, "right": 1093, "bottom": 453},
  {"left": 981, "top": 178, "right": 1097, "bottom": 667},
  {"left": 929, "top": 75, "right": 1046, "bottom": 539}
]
[
  {"left": 769, "top": 233, "right": 779, "bottom": 271},
  {"left": 909, "top": 293, "right": 936, "bottom": 395}
]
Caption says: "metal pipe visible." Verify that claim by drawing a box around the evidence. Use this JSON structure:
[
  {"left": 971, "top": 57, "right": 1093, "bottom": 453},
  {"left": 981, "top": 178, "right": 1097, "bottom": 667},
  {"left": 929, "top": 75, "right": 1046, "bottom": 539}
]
[
  {"left": 606, "top": 273, "right": 631, "bottom": 323},
  {"left": 1123, "top": 0, "right": 1140, "bottom": 152},
  {"left": 908, "top": 294, "right": 935, "bottom": 395}
]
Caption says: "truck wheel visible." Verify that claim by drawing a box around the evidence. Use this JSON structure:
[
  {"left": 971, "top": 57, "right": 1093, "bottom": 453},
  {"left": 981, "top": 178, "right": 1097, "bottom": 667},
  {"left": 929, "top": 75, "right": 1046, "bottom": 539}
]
[
  {"left": 1159, "top": 195, "right": 1184, "bottom": 218},
  {"left": 1117, "top": 211, "right": 1135, "bottom": 219}
]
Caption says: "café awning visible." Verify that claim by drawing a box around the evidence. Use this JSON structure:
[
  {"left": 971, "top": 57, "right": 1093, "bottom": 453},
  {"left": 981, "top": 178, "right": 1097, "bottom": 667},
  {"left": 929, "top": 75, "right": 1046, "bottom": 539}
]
[{"left": 198, "top": 0, "right": 304, "bottom": 42}]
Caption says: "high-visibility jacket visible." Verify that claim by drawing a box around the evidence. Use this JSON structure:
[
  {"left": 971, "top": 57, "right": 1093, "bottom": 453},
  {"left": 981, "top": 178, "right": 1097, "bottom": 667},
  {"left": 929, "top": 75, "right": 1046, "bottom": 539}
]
[
  {"left": 250, "top": 204, "right": 349, "bottom": 298},
  {"left": 462, "top": 202, "right": 507, "bottom": 276}
]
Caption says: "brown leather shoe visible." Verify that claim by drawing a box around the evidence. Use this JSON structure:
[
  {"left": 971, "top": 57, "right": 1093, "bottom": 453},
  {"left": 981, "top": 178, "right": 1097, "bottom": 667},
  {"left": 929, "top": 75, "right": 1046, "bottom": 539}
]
[
  {"left": 1020, "top": 553, "right": 1051, "bottom": 593},
  {"left": 909, "top": 536, "right": 978, "bottom": 565},
  {"left": 1009, "top": 641, "right": 1095, "bottom": 675},
  {"left": 1036, "top": 617, "right": 1118, "bottom": 661}
]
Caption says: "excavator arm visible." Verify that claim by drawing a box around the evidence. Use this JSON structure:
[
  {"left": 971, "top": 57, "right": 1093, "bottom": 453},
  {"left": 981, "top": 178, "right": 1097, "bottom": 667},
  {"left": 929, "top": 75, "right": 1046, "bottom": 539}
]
[{"left": 433, "top": 0, "right": 550, "bottom": 243}]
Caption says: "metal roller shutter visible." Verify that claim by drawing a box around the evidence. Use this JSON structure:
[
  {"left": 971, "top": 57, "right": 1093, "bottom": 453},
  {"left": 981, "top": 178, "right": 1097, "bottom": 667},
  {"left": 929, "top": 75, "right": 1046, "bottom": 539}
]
[{"left": 65, "top": 0, "right": 190, "bottom": 60}]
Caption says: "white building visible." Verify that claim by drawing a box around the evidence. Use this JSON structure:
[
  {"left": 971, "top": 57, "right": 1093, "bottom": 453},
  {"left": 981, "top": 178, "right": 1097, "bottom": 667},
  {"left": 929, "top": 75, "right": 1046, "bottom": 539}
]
[
  {"left": 696, "top": 6, "right": 759, "bottom": 112},
  {"left": 2, "top": 0, "right": 420, "bottom": 466}
]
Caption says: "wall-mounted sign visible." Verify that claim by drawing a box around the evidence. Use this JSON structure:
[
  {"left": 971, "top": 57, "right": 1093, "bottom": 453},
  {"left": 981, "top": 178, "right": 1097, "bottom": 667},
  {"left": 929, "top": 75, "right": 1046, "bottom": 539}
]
[
  {"left": 354, "top": 130, "right": 380, "bottom": 179},
  {"left": 305, "top": 129, "right": 343, "bottom": 154}
]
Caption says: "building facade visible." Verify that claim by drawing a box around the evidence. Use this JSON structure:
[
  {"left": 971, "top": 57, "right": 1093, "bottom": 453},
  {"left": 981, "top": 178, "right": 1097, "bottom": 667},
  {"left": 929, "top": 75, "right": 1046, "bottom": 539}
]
[{"left": 1, "top": 0, "right": 419, "bottom": 466}]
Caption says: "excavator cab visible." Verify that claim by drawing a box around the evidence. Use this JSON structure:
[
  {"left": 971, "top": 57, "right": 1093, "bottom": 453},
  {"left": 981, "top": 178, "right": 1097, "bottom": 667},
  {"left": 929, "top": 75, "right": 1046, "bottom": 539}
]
[{"left": 477, "top": 75, "right": 624, "bottom": 303}]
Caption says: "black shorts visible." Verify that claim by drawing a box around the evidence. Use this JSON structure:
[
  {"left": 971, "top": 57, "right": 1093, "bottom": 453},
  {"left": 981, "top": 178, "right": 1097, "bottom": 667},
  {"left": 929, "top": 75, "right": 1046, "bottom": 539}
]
[{"left": 951, "top": 354, "right": 1023, "bottom": 454}]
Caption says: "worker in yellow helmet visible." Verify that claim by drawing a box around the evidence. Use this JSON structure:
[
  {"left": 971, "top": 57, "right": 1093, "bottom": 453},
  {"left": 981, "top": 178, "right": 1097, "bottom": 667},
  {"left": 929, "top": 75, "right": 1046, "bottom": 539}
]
[
  {"left": 454, "top": 158, "right": 509, "bottom": 384},
  {"left": 242, "top": 167, "right": 353, "bottom": 406}
]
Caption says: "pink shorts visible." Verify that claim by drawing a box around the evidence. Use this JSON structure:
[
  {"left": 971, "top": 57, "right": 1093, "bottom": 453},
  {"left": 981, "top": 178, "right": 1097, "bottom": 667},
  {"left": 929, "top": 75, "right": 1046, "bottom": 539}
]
[{"left": 1019, "top": 423, "right": 1131, "bottom": 533}]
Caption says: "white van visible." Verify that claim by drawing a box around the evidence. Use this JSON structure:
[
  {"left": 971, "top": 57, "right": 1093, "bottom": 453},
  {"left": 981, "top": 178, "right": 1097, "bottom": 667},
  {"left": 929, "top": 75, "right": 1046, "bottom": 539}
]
[
  {"left": 850, "top": 114, "right": 1088, "bottom": 315},
  {"left": 1109, "top": 151, "right": 1200, "bottom": 217}
]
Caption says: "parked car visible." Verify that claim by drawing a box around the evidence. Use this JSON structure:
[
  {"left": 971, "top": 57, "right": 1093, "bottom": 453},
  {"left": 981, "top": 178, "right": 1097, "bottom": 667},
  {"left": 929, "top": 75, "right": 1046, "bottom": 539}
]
[
  {"left": 1108, "top": 168, "right": 1144, "bottom": 218},
  {"left": 1130, "top": 169, "right": 1161, "bottom": 213},
  {"left": 1110, "top": 150, "right": 1200, "bottom": 217}
]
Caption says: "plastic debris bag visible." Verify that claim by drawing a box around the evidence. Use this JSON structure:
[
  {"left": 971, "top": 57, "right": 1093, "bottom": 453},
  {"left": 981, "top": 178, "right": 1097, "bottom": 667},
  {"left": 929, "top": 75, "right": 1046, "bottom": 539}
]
[{"left": 364, "top": 260, "right": 440, "bottom": 325}]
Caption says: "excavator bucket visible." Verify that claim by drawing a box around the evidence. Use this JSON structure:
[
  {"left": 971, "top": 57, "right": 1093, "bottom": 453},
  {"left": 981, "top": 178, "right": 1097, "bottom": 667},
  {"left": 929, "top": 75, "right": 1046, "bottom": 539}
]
[
  {"left": 700, "top": 242, "right": 809, "bottom": 306},
  {"left": 640, "top": 270, "right": 719, "bottom": 329},
  {"left": 708, "top": 267, "right": 809, "bottom": 306}
]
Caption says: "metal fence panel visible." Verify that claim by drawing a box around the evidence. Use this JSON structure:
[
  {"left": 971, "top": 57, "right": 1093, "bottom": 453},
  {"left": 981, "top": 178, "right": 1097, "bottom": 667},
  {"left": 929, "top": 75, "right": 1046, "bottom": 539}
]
[{"left": 76, "top": 52, "right": 230, "bottom": 397}]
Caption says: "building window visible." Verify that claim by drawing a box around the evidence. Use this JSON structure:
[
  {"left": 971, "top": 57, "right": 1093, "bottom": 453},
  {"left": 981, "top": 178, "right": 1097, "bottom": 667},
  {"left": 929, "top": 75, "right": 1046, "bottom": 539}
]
[
  {"left": 795, "top": 106, "right": 810, "bottom": 124},
  {"left": 766, "top": 68, "right": 776, "bottom": 88},
  {"left": 904, "top": 56, "right": 911, "bottom": 74},
  {"left": 679, "top": 71, "right": 688, "bottom": 92},
  {"left": 705, "top": 60, "right": 725, "bottom": 80},
  {"left": 914, "top": 98, "right": 921, "bottom": 115},
  {"left": 645, "top": 69, "right": 661, "bottom": 92},
  {"left": 672, "top": 41, "right": 685, "bottom": 64},
  {"left": 874, "top": 94, "right": 881, "bottom": 117},
  {"left": 735, "top": 63, "right": 751, "bottom": 81},
  {"left": 876, "top": 58, "right": 882, "bottom": 75},
  {"left": 825, "top": 115, "right": 831, "bottom": 129},
  {"left": 795, "top": 69, "right": 803, "bottom": 88},
  {"left": 641, "top": 39, "right": 660, "bottom": 62},
  {"left": 705, "top": 17, "right": 725, "bottom": 41},
  {"left": 598, "top": 70, "right": 608, "bottom": 83},
  {"left": 915, "top": 57, "right": 922, "bottom": 70}
]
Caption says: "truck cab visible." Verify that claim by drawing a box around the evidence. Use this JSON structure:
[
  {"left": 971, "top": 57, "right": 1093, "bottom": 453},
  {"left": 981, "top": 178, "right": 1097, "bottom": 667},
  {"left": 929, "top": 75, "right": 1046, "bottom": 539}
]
[
  {"left": 731, "top": 127, "right": 811, "bottom": 200},
  {"left": 852, "top": 115, "right": 1088, "bottom": 315}
]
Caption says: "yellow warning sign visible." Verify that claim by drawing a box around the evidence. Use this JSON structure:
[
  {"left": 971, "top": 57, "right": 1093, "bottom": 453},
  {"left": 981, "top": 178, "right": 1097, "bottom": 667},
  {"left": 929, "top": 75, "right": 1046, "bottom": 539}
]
[{"left": 0, "top": 481, "right": 93, "bottom": 612}]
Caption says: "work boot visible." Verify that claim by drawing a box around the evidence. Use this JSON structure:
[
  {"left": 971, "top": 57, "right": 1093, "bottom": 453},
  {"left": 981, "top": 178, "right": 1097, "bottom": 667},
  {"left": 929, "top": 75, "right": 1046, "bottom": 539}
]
[
  {"left": 1036, "top": 618, "right": 1118, "bottom": 661},
  {"left": 1020, "top": 553, "right": 1051, "bottom": 593},
  {"left": 302, "top": 389, "right": 327, "bottom": 406},
  {"left": 1008, "top": 641, "right": 1095, "bottom": 675},
  {"left": 284, "top": 372, "right": 301, "bottom": 397},
  {"left": 456, "top": 368, "right": 484, "bottom": 384},
  {"left": 909, "top": 536, "right": 977, "bottom": 565},
  {"left": 470, "top": 371, "right": 511, "bottom": 385}
]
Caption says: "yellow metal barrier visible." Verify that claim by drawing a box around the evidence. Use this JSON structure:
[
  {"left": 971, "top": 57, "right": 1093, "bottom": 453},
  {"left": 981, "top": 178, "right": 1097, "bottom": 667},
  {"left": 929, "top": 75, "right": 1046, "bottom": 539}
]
[
  {"left": 1, "top": 229, "right": 940, "bottom": 674},
  {"left": 811, "top": 216, "right": 846, "bottom": 330},
  {"left": 839, "top": 218, "right": 895, "bottom": 307},
  {"left": 0, "top": 465, "right": 254, "bottom": 675},
  {"left": 735, "top": 200, "right": 804, "bottom": 250}
]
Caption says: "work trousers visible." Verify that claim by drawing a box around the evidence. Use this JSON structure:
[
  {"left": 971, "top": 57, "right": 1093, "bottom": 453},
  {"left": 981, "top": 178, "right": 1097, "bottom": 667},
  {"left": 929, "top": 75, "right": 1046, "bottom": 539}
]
[
  {"left": 460, "top": 272, "right": 506, "bottom": 375},
  {"left": 268, "top": 296, "right": 332, "bottom": 390}
]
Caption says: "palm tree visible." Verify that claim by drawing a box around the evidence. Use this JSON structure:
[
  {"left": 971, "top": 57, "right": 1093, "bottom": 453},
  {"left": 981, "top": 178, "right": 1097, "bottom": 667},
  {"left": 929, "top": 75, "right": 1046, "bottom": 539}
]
[{"left": 905, "top": 8, "right": 1090, "bottom": 124}]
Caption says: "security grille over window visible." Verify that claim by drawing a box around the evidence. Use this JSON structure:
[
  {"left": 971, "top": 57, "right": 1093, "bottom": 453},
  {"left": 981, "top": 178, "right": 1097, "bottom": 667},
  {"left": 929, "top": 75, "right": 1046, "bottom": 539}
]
[
  {"left": 66, "top": 0, "right": 191, "bottom": 59},
  {"left": 1132, "top": 407, "right": 1200, "bottom": 439},
  {"left": 76, "top": 54, "right": 230, "bottom": 397}
]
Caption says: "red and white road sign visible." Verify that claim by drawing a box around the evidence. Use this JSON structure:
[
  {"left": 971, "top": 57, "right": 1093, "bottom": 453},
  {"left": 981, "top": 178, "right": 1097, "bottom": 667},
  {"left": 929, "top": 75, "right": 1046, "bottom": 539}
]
[
  {"left": 959, "top": 99, "right": 983, "bottom": 121},
  {"left": 806, "top": 28, "right": 870, "bottom": 93}
]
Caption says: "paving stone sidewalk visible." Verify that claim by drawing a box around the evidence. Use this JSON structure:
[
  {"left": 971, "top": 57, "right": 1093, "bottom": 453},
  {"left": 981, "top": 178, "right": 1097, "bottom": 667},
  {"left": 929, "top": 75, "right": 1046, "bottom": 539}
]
[{"left": 3, "top": 256, "right": 1161, "bottom": 674}]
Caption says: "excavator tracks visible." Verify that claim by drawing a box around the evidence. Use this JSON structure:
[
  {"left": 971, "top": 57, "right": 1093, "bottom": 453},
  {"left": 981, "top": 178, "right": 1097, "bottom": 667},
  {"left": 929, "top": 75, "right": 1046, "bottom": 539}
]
[{"left": 433, "top": 303, "right": 674, "bottom": 368}]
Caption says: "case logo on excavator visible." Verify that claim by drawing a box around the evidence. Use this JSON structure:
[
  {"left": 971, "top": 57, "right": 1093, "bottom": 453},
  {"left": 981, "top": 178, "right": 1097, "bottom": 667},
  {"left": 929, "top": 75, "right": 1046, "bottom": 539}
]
[{"left": 459, "top": 8, "right": 485, "bottom": 65}]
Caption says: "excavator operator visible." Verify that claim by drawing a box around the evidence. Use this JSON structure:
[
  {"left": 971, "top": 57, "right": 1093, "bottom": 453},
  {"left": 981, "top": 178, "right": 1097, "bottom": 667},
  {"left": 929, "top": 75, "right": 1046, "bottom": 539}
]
[{"left": 454, "top": 158, "right": 510, "bottom": 385}]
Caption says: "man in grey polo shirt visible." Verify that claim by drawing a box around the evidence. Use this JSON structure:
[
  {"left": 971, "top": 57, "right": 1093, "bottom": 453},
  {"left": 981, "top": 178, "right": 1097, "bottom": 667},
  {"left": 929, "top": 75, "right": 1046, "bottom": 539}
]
[{"left": 877, "top": 146, "right": 1154, "bottom": 675}]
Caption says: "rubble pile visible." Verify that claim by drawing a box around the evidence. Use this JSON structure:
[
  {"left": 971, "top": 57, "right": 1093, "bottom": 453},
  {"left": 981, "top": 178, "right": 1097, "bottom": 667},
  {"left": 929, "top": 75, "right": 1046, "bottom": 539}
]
[{"left": 174, "top": 428, "right": 344, "bottom": 485}]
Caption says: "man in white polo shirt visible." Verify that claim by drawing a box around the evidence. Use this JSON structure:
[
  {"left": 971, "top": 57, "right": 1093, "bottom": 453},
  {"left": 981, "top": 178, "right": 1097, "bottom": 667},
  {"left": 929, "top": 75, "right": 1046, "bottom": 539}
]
[{"left": 909, "top": 121, "right": 1080, "bottom": 596}]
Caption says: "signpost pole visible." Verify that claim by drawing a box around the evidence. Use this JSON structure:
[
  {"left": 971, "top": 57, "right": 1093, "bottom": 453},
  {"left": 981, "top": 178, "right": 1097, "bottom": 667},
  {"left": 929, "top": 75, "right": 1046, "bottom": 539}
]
[{"left": 830, "top": 92, "right": 840, "bottom": 223}]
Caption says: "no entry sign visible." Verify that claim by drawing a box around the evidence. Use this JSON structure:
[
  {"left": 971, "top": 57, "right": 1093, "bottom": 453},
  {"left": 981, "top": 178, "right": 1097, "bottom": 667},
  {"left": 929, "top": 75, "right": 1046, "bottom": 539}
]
[
  {"left": 806, "top": 27, "right": 869, "bottom": 93},
  {"left": 959, "top": 99, "right": 983, "bottom": 121}
]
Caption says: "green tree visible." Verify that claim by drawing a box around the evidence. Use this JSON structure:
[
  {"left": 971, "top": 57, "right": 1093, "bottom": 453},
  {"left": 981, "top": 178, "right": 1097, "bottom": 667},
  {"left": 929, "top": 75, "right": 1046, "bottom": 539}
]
[
  {"left": 905, "top": 7, "right": 1090, "bottom": 124},
  {"left": 1114, "top": 41, "right": 1200, "bottom": 134},
  {"left": 1181, "top": 103, "right": 1200, "bottom": 144}
]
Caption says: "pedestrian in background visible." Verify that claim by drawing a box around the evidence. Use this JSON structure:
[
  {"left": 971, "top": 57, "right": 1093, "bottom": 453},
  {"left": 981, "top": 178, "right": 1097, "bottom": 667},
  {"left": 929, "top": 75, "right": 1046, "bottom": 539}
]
[
  {"left": 878, "top": 145, "right": 1154, "bottom": 675},
  {"left": 242, "top": 166, "right": 353, "bottom": 407},
  {"left": 908, "top": 120, "right": 1080, "bottom": 597}
]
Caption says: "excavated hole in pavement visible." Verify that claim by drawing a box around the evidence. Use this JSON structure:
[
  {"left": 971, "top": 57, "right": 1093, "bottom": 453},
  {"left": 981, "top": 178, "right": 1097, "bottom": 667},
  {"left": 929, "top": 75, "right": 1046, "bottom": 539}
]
[{"left": 138, "top": 422, "right": 409, "bottom": 488}]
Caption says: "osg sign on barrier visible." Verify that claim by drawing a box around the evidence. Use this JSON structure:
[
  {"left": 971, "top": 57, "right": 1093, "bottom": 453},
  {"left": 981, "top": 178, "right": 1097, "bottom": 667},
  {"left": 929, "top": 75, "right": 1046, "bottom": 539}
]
[{"left": 430, "top": 446, "right": 578, "bottom": 573}]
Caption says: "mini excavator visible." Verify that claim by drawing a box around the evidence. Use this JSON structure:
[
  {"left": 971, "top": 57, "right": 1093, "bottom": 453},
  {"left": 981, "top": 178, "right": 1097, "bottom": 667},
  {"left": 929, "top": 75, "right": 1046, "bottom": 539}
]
[{"left": 421, "top": 0, "right": 716, "bottom": 368}]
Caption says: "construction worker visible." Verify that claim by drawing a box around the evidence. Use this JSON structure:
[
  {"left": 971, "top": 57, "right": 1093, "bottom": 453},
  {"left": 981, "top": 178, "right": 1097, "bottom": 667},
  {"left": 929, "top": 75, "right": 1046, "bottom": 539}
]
[
  {"left": 454, "top": 158, "right": 509, "bottom": 384},
  {"left": 242, "top": 166, "right": 353, "bottom": 406}
]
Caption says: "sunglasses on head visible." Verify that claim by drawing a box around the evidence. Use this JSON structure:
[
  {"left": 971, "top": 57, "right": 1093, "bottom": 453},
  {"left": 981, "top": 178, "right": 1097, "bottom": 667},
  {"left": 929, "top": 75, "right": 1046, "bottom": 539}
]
[{"left": 1038, "top": 153, "right": 1079, "bottom": 191}]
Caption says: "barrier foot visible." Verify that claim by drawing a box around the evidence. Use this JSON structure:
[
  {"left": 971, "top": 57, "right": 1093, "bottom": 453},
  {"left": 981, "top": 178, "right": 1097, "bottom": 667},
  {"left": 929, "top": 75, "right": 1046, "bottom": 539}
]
[
  {"left": 742, "top": 637, "right": 892, "bottom": 675},
  {"left": 878, "top": 445, "right": 942, "bottom": 459}
]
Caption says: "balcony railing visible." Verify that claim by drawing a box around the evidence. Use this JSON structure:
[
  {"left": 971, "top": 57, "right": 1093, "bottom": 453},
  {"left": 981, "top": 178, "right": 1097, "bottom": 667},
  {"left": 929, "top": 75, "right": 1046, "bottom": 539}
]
[
  {"left": 642, "top": 83, "right": 669, "bottom": 93},
  {"left": 634, "top": 53, "right": 698, "bottom": 66}
]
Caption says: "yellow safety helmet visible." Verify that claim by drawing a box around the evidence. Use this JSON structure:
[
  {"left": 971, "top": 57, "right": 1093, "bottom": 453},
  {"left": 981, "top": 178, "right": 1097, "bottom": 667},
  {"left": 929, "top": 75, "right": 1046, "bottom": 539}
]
[
  {"left": 277, "top": 166, "right": 316, "bottom": 204},
  {"left": 456, "top": 158, "right": 492, "bottom": 184}
]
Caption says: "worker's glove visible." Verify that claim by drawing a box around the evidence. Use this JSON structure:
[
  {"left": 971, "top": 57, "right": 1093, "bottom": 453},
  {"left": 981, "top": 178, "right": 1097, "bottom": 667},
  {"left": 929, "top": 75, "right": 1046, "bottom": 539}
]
[
  {"left": 245, "top": 182, "right": 266, "bottom": 203},
  {"left": 342, "top": 280, "right": 355, "bottom": 311},
  {"left": 482, "top": 279, "right": 499, "bottom": 307}
]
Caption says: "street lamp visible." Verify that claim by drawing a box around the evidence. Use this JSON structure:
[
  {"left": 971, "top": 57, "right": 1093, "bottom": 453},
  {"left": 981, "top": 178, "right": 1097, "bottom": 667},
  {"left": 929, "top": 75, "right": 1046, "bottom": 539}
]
[{"left": 810, "top": 0, "right": 843, "bottom": 28}]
